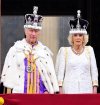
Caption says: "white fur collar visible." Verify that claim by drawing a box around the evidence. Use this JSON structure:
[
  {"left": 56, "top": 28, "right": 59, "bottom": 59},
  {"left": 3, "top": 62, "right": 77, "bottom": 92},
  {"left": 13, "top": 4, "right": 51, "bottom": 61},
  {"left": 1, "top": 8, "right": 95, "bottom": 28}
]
[{"left": 14, "top": 38, "right": 53, "bottom": 56}]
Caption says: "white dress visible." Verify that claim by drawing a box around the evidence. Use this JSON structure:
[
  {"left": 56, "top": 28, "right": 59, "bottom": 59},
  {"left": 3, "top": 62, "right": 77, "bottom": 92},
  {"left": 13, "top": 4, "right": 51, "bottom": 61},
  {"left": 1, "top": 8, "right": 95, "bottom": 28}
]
[{"left": 55, "top": 46, "right": 98, "bottom": 94}]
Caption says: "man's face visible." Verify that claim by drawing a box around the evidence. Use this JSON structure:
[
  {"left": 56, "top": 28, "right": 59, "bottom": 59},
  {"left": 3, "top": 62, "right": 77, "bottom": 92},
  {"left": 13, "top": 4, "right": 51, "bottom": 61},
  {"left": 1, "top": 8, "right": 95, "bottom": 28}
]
[{"left": 24, "top": 28, "right": 40, "bottom": 45}]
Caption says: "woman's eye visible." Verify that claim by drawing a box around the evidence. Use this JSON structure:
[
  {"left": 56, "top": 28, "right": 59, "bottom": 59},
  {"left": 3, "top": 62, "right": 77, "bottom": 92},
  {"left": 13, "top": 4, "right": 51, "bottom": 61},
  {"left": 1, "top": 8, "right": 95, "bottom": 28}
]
[
  {"left": 73, "top": 34, "right": 83, "bottom": 37},
  {"left": 74, "top": 34, "right": 77, "bottom": 36},
  {"left": 79, "top": 34, "right": 83, "bottom": 37}
]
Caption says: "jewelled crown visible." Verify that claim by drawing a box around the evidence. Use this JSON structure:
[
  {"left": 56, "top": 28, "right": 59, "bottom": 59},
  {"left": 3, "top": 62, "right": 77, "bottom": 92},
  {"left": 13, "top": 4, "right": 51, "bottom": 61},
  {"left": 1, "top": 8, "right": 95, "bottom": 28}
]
[
  {"left": 24, "top": 6, "right": 43, "bottom": 30},
  {"left": 69, "top": 10, "right": 89, "bottom": 34}
]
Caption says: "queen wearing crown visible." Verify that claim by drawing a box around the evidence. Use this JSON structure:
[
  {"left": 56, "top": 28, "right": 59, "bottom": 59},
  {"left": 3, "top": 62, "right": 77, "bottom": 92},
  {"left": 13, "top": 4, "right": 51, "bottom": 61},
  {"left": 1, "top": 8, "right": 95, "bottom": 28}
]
[{"left": 55, "top": 10, "right": 98, "bottom": 94}]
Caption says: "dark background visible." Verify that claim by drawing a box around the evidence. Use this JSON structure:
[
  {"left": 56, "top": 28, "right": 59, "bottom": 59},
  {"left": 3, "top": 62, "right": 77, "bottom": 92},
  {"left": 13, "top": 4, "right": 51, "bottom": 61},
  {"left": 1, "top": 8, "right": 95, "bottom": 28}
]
[{"left": 1, "top": 0, "right": 100, "bottom": 92}]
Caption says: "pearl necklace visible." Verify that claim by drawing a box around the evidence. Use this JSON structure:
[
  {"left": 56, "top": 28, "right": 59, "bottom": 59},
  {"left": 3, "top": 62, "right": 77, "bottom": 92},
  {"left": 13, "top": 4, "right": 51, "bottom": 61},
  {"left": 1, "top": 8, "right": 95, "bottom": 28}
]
[{"left": 72, "top": 47, "right": 84, "bottom": 55}]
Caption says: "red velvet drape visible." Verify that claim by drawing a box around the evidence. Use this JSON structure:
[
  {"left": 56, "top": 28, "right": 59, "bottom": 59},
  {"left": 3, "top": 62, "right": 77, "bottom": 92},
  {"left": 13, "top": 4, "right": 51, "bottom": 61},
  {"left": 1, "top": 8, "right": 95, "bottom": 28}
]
[{"left": 0, "top": 94, "right": 100, "bottom": 105}]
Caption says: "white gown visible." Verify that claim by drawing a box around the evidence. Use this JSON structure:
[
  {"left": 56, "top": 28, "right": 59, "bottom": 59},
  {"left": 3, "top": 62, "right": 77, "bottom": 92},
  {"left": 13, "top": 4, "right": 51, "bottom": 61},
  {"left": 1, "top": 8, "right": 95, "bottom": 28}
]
[{"left": 56, "top": 46, "right": 98, "bottom": 94}]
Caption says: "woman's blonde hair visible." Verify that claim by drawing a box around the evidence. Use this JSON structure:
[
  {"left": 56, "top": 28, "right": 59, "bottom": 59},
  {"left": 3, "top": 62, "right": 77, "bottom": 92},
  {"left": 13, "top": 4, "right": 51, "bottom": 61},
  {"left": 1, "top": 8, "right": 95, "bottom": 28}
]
[{"left": 67, "top": 34, "right": 89, "bottom": 46}]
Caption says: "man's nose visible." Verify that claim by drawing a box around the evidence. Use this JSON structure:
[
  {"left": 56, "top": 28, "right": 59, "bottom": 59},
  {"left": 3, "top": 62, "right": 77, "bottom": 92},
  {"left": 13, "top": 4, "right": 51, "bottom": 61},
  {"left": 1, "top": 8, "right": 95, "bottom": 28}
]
[{"left": 32, "top": 31, "right": 36, "bottom": 35}]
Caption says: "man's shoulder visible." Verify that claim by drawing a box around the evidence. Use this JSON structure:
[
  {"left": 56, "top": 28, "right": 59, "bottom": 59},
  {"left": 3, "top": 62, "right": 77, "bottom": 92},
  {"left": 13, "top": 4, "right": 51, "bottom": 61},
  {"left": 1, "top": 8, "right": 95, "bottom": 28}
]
[
  {"left": 38, "top": 41, "right": 53, "bottom": 55},
  {"left": 43, "top": 46, "right": 53, "bottom": 56},
  {"left": 13, "top": 38, "right": 27, "bottom": 51},
  {"left": 14, "top": 38, "right": 25, "bottom": 46}
]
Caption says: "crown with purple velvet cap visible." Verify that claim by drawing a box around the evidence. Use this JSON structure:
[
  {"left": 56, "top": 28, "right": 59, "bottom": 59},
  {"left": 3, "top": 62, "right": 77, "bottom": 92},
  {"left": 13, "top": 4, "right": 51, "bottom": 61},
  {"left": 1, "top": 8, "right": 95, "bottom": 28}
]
[{"left": 24, "top": 6, "right": 43, "bottom": 30}]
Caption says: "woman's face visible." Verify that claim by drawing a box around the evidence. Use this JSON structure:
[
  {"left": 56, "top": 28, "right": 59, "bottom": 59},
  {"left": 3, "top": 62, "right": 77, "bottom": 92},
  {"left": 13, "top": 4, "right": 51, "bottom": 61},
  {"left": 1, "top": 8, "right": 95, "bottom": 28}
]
[
  {"left": 24, "top": 28, "right": 40, "bottom": 45},
  {"left": 72, "top": 33, "right": 84, "bottom": 46}
]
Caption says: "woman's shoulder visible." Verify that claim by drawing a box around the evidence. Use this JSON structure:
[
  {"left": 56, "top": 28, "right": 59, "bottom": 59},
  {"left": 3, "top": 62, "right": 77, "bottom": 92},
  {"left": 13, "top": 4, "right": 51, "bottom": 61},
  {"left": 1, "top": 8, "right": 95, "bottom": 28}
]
[
  {"left": 85, "top": 45, "right": 93, "bottom": 51},
  {"left": 59, "top": 46, "right": 71, "bottom": 50},
  {"left": 85, "top": 46, "right": 95, "bottom": 56},
  {"left": 57, "top": 47, "right": 71, "bottom": 55}
]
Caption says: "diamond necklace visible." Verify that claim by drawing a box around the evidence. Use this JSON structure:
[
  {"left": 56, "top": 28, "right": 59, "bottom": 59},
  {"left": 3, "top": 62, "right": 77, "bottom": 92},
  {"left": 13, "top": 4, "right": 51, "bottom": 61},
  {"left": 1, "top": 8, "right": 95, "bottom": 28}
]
[{"left": 71, "top": 47, "right": 84, "bottom": 55}]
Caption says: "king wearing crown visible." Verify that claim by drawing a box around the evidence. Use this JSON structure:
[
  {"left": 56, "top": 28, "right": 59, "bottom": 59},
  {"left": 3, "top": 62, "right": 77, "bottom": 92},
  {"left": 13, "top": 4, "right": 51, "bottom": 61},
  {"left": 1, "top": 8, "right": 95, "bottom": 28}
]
[{"left": 1, "top": 6, "right": 59, "bottom": 94}]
